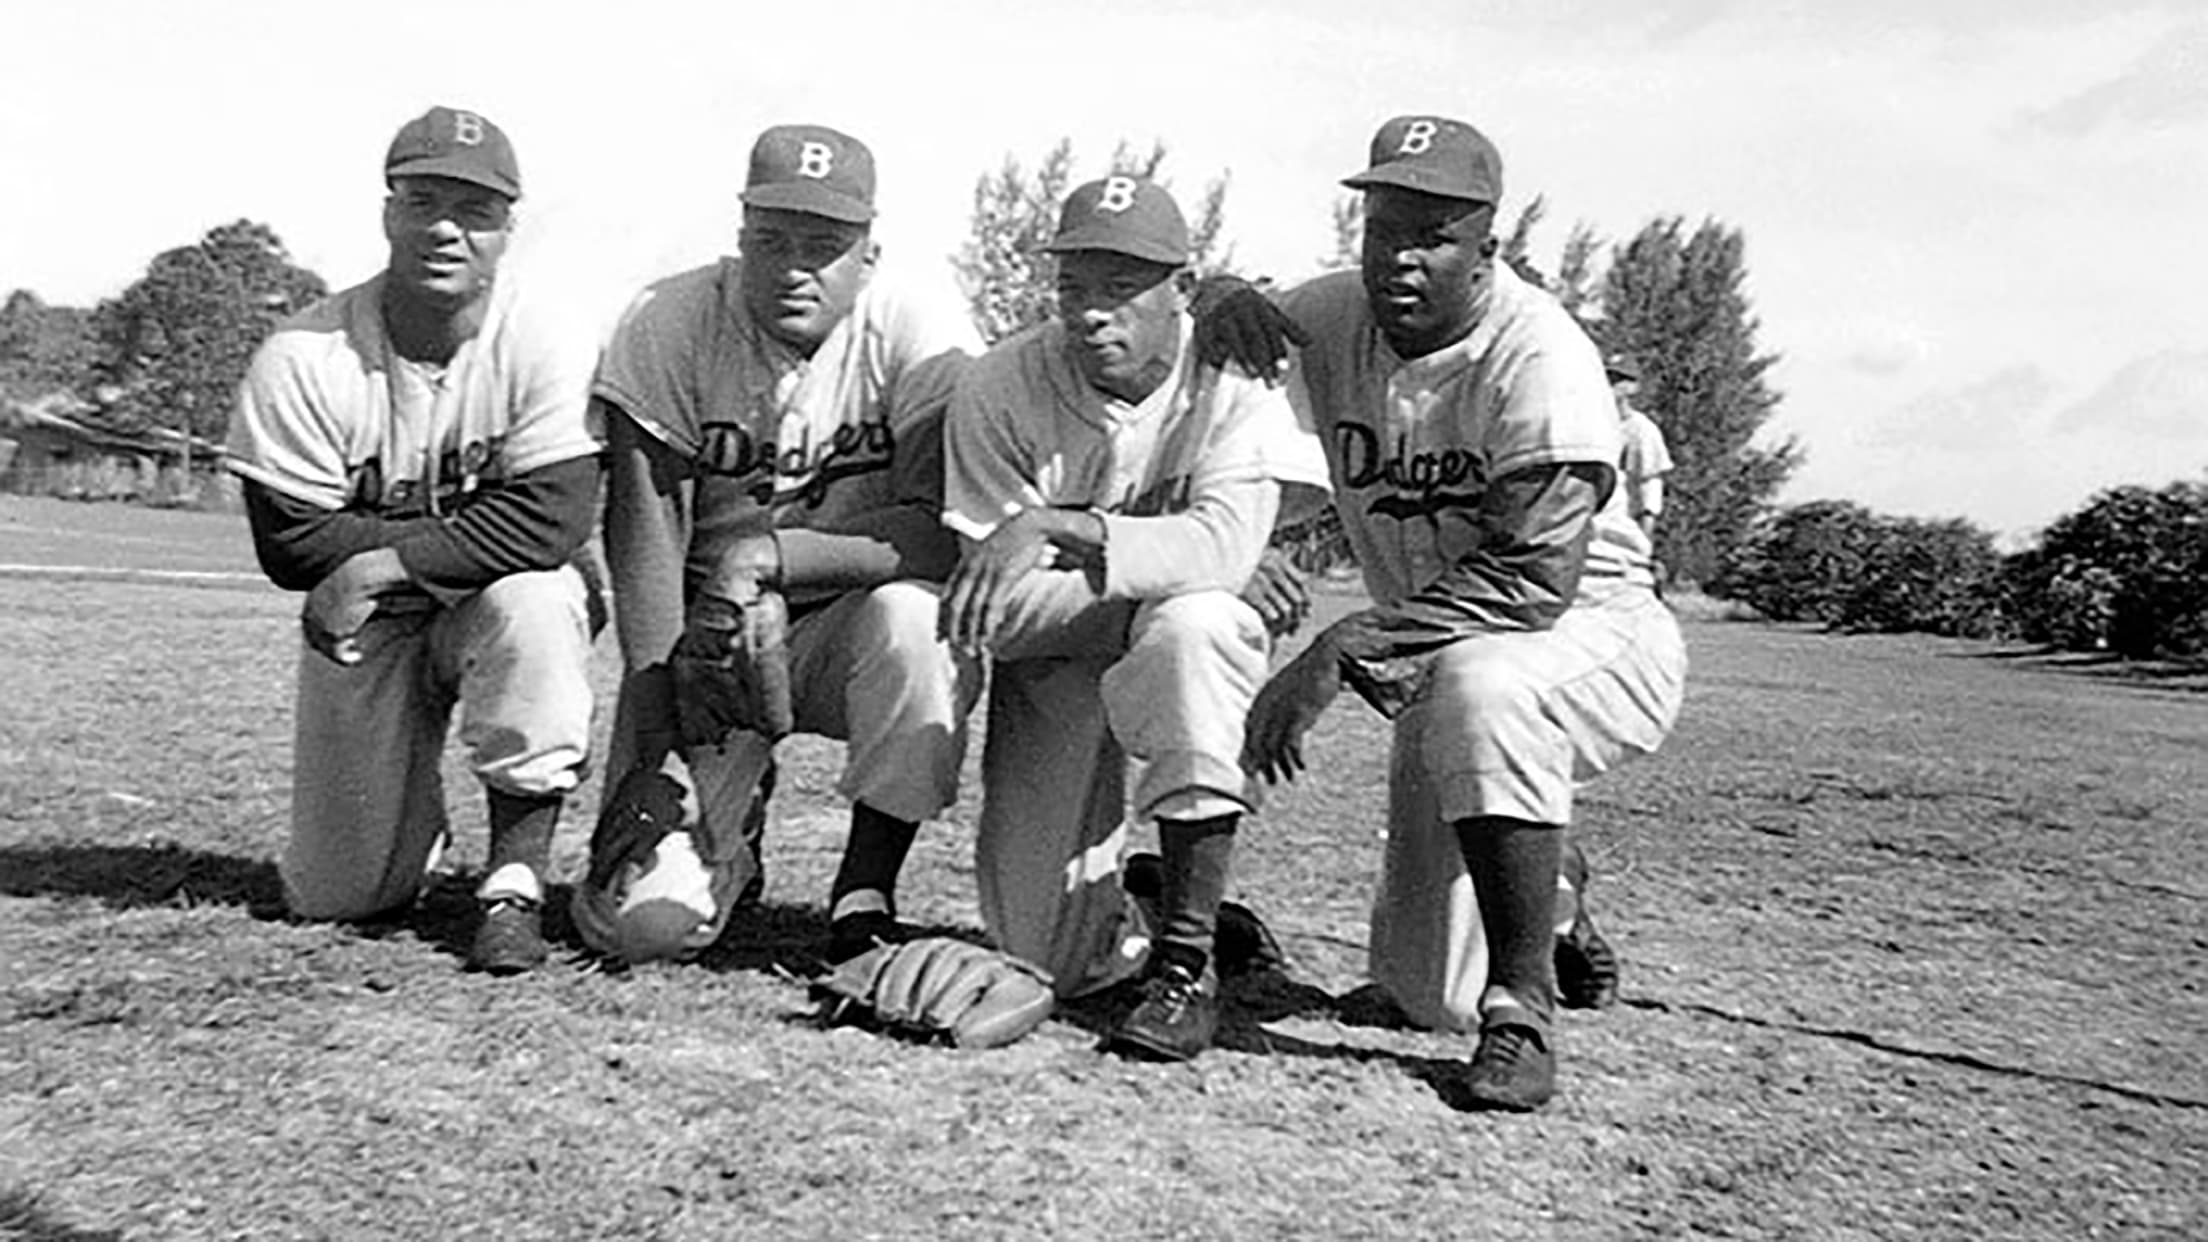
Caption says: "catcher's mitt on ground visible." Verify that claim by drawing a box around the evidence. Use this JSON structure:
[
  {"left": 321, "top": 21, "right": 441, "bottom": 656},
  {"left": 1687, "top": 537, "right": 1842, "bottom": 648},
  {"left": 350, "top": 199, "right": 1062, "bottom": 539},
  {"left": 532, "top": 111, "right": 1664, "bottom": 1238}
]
[
  {"left": 814, "top": 937, "right": 1056, "bottom": 1049},
  {"left": 572, "top": 743, "right": 773, "bottom": 963},
  {"left": 671, "top": 589, "right": 795, "bottom": 747}
]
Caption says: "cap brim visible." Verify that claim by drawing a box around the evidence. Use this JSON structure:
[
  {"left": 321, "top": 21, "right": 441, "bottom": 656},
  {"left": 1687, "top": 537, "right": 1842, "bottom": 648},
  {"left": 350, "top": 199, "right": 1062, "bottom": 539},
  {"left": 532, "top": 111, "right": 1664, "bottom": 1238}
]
[
  {"left": 1041, "top": 233, "right": 1188, "bottom": 267},
  {"left": 386, "top": 157, "right": 520, "bottom": 199},
  {"left": 741, "top": 183, "right": 876, "bottom": 224},
  {"left": 1340, "top": 165, "right": 1496, "bottom": 203}
]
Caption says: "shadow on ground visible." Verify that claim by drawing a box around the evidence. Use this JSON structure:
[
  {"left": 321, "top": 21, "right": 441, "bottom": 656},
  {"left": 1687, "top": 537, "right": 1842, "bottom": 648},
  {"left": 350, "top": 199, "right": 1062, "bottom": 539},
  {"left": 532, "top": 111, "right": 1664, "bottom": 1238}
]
[
  {"left": 1961, "top": 645, "right": 2208, "bottom": 692},
  {"left": 0, "top": 1186, "right": 125, "bottom": 1242},
  {"left": 0, "top": 842, "right": 284, "bottom": 916}
]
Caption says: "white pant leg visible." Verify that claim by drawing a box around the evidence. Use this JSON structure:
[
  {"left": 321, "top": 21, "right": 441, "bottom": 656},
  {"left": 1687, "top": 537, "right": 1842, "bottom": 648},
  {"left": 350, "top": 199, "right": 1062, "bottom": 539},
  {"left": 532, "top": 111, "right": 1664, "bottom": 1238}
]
[
  {"left": 785, "top": 580, "right": 980, "bottom": 825},
  {"left": 1370, "top": 594, "right": 1686, "bottom": 1029},
  {"left": 282, "top": 611, "right": 452, "bottom": 921},
  {"left": 1103, "top": 590, "right": 1271, "bottom": 824},
  {"left": 433, "top": 567, "right": 595, "bottom": 798},
  {"left": 973, "top": 570, "right": 1150, "bottom": 996}
]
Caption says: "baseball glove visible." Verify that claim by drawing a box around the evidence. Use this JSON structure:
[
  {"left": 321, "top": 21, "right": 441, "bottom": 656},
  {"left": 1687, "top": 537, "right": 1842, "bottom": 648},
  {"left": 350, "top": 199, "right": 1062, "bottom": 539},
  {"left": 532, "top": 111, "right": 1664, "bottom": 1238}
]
[
  {"left": 670, "top": 589, "right": 795, "bottom": 747},
  {"left": 814, "top": 937, "right": 1056, "bottom": 1049}
]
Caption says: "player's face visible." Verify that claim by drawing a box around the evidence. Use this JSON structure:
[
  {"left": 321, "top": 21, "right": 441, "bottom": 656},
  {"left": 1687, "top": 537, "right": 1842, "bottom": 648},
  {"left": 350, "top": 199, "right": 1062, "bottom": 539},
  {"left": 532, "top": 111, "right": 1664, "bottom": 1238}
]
[
  {"left": 383, "top": 176, "right": 513, "bottom": 310},
  {"left": 1360, "top": 187, "right": 1495, "bottom": 358},
  {"left": 1055, "top": 251, "right": 1187, "bottom": 403},
  {"left": 739, "top": 208, "right": 877, "bottom": 355},
  {"left": 1611, "top": 377, "right": 1641, "bottom": 403}
]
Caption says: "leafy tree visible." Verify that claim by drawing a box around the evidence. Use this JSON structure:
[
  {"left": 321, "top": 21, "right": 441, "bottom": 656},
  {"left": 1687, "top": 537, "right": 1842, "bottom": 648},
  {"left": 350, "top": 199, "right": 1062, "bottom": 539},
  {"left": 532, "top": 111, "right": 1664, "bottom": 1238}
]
[
  {"left": 1319, "top": 194, "right": 1362, "bottom": 273},
  {"left": 1551, "top": 222, "right": 1602, "bottom": 322},
  {"left": 954, "top": 140, "right": 1234, "bottom": 345},
  {"left": 0, "top": 289, "right": 96, "bottom": 403},
  {"left": 1837, "top": 515, "right": 2007, "bottom": 638},
  {"left": 1498, "top": 195, "right": 1550, "bottom": 289},
  {"left": 1596, "top": 217, "right": 1798, "bottom": 588},
  {"left": 90, "top": 220, "right": 326, "bottom": 442},
  {"left": 1712, "top": 499, "right": 1882, "bottom": 625},
  {"left": 2003, "top": 479, "right": 2208, "bottom": 657}
]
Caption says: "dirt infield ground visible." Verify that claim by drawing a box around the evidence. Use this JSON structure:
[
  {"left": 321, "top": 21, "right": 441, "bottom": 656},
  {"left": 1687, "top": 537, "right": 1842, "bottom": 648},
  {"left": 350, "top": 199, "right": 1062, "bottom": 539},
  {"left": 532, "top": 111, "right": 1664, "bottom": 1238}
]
[{"left": 2, "top": 495, "right": 2203, "bottom": 1240}]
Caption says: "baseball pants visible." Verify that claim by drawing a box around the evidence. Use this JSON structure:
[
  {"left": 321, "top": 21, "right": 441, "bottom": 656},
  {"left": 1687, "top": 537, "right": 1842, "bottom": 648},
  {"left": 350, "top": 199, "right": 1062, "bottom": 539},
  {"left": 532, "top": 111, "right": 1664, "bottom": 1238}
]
[
  {"left": 582, "top": 579, "right": 978, "bottom": 959},
  {"left": 1369, "top": 591, "right": 1686, "bottom": 1031},
  {"left": 975, "top": 570, "right": 1271, "bottom": 998},
  {"left": 281, "top": 567, "right": 594, "bottom": 921}
]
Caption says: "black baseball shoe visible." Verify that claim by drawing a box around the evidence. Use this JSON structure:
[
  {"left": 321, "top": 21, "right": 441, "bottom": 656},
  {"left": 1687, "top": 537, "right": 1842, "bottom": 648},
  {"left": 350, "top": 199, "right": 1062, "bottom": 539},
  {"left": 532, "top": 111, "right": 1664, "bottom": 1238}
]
[
  {"left": 1554, "top": 841, "right": 1620, "bottom": 1010},
  {"left": 469, "top": 896, "right": 548, "bottom": 975},
  {"left": 1107, "top": 945, "right": 1220, "bottom": 1062},
  {"left": 1456, "top": 1013, "right": 1557, "bottom": 1113},
  {"left": 827, "top": 910, "right": 902, "bottom": 964},
  {"left": 1121, "top": 852, "right": 1284, "bottom": 978}
]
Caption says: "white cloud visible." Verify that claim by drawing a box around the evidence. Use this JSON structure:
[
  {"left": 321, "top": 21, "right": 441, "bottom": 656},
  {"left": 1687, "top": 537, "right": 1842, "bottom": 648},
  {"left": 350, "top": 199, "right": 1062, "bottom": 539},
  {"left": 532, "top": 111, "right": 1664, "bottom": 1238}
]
[
  {"left": 1869, "top": 366, "right": 2056, "bottom": 451},
  {"left": 2019, "top": 21, "right": 2208, "bottom": 136},
  {"left": 2052, "top": 350, "right": 2208, "bottom": 439}
]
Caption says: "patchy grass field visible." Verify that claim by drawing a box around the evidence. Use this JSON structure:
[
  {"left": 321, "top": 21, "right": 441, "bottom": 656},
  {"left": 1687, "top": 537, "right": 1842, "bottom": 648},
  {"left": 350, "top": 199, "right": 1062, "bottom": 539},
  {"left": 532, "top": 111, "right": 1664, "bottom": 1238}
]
[{"left": 2, "top": 494, "right": 2203, "bottom": 1241}]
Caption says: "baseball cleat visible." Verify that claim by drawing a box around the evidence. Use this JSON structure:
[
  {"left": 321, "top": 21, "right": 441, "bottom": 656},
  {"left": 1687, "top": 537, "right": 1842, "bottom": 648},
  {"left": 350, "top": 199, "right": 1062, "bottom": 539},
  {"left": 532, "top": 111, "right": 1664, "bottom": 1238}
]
[
  {"left": 1457, "top": 1016, "right": 1556, "bottom": 1113},
  {"left": 1121, "top": 852, "right": 1284, "bottom": 979},
  {"left": 1555, "top": 911, "right": 1620, "bottom": 1010},
  {"left": 1554, "top": 840, "right": 1620, "bottom": 1009},
  {"left": 827, "top": 910, "right": 903, "bottom": 965},
  {"left": 469, "top": 895, "right": 548, "bottom": 975},
  {"left": 1215, "top": 899, "right": 1287, "bottom": 978},
  {"left": 1107, "top": 947, "right": 1219, "bottom": 1062}
]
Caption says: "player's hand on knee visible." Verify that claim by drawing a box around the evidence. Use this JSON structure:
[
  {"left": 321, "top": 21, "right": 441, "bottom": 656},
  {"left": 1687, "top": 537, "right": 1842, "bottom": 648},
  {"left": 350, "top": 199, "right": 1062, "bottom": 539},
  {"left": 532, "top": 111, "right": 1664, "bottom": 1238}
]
[
  {"left": 1190, "top": 275, "right": 1310, "bottom": 385},
  {"left": 1240, "top": 548, "right": 1310, "bottom": 638},
  {"left": 940, "top": 515, "right": 1055, "bottom": 655},
  {"left": 302, "top": 547, "right": 412, "bottom": 665},
  {"left": 671, "top": 590, "right": 795, "bottom": 746},
  {"left": 1242, "top": 634, "right": 1345, "bottom": 785}
]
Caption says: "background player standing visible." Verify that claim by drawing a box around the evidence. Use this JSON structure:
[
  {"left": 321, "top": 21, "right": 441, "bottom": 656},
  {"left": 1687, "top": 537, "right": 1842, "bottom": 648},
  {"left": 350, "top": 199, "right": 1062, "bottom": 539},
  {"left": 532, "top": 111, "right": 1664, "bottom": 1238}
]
[
  {"left": 225, "top": 106, "right": 603, "bottom": 974},
  {"left": 1606, "top": 354, "right": 1674, "bottom": 539},
  {"left": 941, "top": 176, "right": 1329, "bottom": 1060},
  {"left": 1242, "top": 116, "right": 1687, "bottom": 1110},
  {"left": 574, "top": 124, "right": 982, "bottom": 965}
]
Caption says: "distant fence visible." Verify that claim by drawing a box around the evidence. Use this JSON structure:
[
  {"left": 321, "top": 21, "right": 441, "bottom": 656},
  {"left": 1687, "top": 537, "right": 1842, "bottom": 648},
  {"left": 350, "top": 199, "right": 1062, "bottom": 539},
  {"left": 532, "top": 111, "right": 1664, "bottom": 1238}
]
[{"left": 0, "top": 458, "right": 242, "bottom": 512}]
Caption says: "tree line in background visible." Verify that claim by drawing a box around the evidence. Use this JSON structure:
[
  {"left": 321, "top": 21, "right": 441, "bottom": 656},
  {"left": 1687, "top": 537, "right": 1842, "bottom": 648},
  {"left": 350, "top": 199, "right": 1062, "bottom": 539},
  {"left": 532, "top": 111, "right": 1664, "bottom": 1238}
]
[
  {"left": 1715, "top": 481, "right": 2208, "bottom": 659},
  {"left": 6, "top": 150, "right": 2200, "bottom": 659},
  {"left": 2, "top": 220, "right": 324, "bottom": 444}
]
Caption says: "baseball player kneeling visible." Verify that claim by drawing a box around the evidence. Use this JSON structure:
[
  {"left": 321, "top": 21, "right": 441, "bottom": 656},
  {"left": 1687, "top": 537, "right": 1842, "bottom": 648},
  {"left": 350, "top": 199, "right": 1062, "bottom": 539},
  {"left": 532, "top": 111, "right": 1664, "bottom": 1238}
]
[
  {"left": 1239, "top": 116, "right": 1687, "bottom": 1111},
  {"left": 939, "top": 177, "right": 1330, "bottom": 1062},
  {"left": 573, "top": 125, "right": 983, "bottom": 967},
  {"left": 226, "top": 107, "right": 603, "bottom": 975}
]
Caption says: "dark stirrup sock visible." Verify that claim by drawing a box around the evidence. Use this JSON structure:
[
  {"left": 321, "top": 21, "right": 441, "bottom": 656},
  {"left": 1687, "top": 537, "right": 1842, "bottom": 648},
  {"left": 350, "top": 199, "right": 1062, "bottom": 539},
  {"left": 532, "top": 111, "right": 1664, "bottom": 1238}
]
[
  {"left": 1156, "top": 813, "right": 1241, "bottom": 966},
  {"left": 1453, "top": 815, "right": 1562, "bottom": 1020},
  {"left": 830, "top": 802, "right": 921, "bottom": 917},
  {"left": 486, "top": 789, "right": 562, "bottom": 883}
]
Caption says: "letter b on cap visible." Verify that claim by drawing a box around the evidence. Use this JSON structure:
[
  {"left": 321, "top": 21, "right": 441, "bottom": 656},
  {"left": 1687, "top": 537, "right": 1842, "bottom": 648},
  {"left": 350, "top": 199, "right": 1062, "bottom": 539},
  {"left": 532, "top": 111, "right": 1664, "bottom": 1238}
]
[
  {"left": 1397, "top": 119, "right": 1438, "bottom": 155},
  {"left": 797, "top": 141, "right": 835, "bottom": 179},
  {"left": 1095, "top": 176, "right": 1138, "bottom": 213}
]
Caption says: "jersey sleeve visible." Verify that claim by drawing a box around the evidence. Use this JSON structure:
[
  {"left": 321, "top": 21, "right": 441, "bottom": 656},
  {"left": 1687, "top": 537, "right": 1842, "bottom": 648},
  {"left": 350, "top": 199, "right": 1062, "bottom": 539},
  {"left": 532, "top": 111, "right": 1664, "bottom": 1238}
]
[
  {"left": 226, "top": 329, "right": 356, "bottom": 512},
  {"left": 942, "top": 336, "right": 1051, "bottom": 541},
  {"left": 591, "top": 269, "right": 714, "bottom": 457},
  {"left": 1482, "top": 309, "right": 1622, "bottom": 480},
  {"left": 494, "top": 292, "right": 606, "bottom": 477}
]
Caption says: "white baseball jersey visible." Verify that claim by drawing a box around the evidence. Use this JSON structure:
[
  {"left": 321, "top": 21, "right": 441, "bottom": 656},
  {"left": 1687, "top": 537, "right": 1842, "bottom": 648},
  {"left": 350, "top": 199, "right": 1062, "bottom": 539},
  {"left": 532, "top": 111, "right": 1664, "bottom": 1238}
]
[
  {"left": 595, "top": 259, "right": 979, "bottom": 543},
  {"left": 945, "top": 314, "right": 1328, "bottom": 597},
  {"left": 1618, "top": 403, "right": 1674, "bottom": 523},
  {"left": 227, "top": 273, "right": 601, "bottom": 515},
  {"left": 1280, "top": 265, "right": 1656, "bottom": 601}
]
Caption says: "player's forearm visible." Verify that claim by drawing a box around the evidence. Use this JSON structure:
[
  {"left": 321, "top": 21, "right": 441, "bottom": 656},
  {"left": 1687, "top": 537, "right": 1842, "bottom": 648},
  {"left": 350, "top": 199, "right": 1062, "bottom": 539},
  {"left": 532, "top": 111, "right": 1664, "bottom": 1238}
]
[
  {"left": 241, "top": 481, "right": 441, "bottom": 591},
  {"left": 602, "top": 407, "right": 691, "bottom": 675},
  {"left": 388, "top": 455, "right": 602, "bottom": 596},
  {"left": 776, "top": 505, "right": 962, "bottom": 591},
  {"left": 1330, "top": 463, "right": 1607, "bottom": 717},
  {"left": 1099, "top": 479, "right": 1279, "bottom": 600}
]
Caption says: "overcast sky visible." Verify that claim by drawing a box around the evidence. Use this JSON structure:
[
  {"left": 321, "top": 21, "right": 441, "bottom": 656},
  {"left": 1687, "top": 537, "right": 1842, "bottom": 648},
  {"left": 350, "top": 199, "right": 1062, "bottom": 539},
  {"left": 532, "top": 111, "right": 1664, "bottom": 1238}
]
[{"left": 3, "top": 0, "right": 2202, "bottom": 539}]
